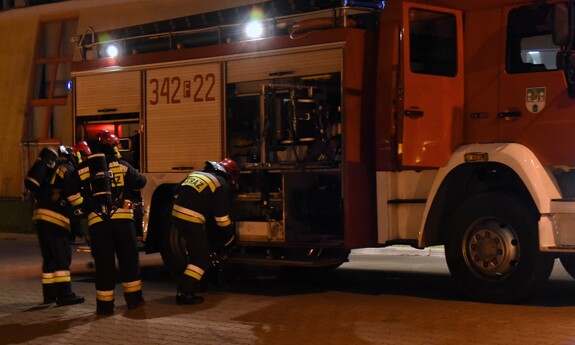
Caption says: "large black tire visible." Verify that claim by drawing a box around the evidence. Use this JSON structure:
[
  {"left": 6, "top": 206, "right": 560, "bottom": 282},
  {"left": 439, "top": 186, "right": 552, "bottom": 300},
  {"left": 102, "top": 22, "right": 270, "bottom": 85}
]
[
  {"left": 559, "top": 254, "right": 575, "bottom": 279},
  {"left": 444, "top": 192, "right": 554, "bottom": 303},
  {"left": 159, "top": 205, "right": 188, "bottom": 277}
]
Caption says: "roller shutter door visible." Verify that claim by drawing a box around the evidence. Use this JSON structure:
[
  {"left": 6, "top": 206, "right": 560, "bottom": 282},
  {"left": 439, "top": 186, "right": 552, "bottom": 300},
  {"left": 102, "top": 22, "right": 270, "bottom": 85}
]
[
  {"left": 75, "top": 71, "right": 141, "bottom": 116},
  {"left": 227, "top": 48, "right": 341, "bottom": 83},
  {"left": 145, "top": 63, "right": 222, "bottom": 173}
]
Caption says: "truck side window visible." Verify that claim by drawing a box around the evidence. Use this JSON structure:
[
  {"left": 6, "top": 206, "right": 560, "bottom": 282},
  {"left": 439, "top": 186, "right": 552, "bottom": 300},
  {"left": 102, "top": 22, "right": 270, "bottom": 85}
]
[
  {"left": 409, "top": 9, "right": 457, "bottom": 77},
  {"left": 506, "top": 4, "right": 559, "bottom": 73}
]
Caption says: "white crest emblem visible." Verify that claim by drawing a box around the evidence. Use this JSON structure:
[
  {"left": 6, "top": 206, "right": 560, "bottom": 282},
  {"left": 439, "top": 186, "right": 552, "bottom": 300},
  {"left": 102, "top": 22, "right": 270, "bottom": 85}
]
[{"left": 526, "top": 87, "right": 546, "bottom": 113}]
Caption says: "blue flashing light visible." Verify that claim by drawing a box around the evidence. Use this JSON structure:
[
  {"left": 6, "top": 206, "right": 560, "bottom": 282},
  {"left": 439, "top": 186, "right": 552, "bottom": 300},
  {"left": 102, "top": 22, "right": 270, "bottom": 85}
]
[
  {"left": 66, "top": 80, "right": 72, "bottom": 91},
  {"left": 345, "top": 0, "right": 386, "bottom": 9}
]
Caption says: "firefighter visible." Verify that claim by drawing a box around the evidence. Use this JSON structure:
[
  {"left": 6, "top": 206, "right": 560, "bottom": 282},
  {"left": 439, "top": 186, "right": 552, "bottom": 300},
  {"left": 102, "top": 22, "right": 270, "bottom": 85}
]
[
  {"left": 68, "top": 141, "right": 93, "bottom": 243},
  {"left": 25, "top": 145, "right": 85, "bottom": 306},
  {"left": 73, "top": 140, "right": 91, "bottom": 163},
  {"left": 79, "top": 130, "right": 147, "bottom": 315},
  {"left": 171, "top": 158, "right": 240, "bottom": 305}
]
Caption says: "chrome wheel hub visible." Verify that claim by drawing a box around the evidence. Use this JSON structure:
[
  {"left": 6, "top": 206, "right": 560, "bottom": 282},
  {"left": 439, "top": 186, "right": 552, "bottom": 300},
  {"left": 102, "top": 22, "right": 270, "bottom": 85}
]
[{"left": 463, "top": 219, "right": 519, "bottom": 278}]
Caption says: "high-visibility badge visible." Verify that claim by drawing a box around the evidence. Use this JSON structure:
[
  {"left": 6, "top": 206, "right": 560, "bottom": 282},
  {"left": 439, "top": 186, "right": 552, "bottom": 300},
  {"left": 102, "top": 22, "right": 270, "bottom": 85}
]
[{"left": 526, "top": 87, "right": 546, "bottom": 113}]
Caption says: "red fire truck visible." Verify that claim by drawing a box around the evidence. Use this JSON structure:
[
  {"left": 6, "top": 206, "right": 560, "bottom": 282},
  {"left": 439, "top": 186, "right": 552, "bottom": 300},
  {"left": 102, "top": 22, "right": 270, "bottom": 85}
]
[{"left": 71, "top": 0, "right": 575, "bottom": 303}]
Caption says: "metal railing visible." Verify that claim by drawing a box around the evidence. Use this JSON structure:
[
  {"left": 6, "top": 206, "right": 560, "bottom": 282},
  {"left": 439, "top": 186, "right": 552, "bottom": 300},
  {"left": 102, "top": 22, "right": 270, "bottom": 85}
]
[{"left": 76, "top": 6, "right": 380, "bottom": 60}]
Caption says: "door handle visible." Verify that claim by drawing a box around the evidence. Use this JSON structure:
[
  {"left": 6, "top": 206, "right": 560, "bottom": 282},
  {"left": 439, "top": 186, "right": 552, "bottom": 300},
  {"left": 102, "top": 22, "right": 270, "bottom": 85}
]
[
  {"left": 498, "top": 110, "right": 522, "bottom": 119},
  {"left": 405, "top": 109, "right": 424, "bottom": 119}
]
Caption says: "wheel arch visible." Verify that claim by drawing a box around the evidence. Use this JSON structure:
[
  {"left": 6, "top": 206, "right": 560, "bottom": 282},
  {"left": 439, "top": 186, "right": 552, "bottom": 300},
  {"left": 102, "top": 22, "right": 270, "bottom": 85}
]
[{"left": 420, "top": 143, "right": 559, "bottom": 247}]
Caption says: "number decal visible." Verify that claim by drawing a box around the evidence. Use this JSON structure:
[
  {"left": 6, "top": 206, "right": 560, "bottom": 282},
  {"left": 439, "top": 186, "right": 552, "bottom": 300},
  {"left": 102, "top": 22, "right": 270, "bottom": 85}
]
[
  {"left": 171, "top": 77, "right": 181, "bottom": 104},
  {"left": 193, "top": 74, "right": 204, "bottom": 102},
  {"left": 149, "top": 78, "right": 159, "bottom": 105},
  {"left": 149, "top": 73, "right": 217, "bottom": 105},
  {"left": 160, "top": 77, "right": 170, "bottom": 103},
  {"left": 205, "top": 73, "right": 216, "bottom": 102}
]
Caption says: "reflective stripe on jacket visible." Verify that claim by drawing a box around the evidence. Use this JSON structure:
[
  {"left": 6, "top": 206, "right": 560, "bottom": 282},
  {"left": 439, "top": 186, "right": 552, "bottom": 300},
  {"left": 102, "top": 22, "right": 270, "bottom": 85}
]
[
  {"left": 32, "top": 208, "right": 71, "bottom": 230},
  {"left": 87, "top": 208, "right": 134, "bottom": 226}
]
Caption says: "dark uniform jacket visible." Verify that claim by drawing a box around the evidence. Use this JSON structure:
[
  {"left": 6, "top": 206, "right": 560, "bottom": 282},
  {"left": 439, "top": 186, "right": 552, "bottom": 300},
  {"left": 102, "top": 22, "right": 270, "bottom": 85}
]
[
  {"left": 32, "top": 159, "right": 82, "bottom": 231},
  {"left": 172, "top": 171, "right": 233, "bottom": 231},
  {"left": 77, "top": 155, "right": 146, "bottom": 227}
]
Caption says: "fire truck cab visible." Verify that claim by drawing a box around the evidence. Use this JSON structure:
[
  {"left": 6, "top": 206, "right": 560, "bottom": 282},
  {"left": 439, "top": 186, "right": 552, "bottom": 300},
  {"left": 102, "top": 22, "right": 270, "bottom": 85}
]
[{"left": 72, "top": 0, "right": 575, "bottom": 303}]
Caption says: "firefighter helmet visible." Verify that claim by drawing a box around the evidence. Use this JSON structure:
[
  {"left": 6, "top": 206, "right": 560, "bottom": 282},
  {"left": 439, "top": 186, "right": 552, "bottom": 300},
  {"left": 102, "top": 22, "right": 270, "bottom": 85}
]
[
  {"left": 57, "top": 145, "right": 79, "bottom": 167},
  {"left": 58, "top": 145, "right": 75, "bottom": 160},
  {"left": 220, "top": 158, "right": 240, "bottom": 190},
  {"left": 220, "top": 158, "right": 240, "bottom": 174},
  {"left": 97, "top": 130, "right": 121, "bottom": 148},
  {"left": 204, "top": 161, "right": 227, "bottom": 176},
  {"left": 96, "top": 130, "right": 122, "bottom": 158},
  {"left": 73, "top": 141, "right": 92, "bottom": 157}
]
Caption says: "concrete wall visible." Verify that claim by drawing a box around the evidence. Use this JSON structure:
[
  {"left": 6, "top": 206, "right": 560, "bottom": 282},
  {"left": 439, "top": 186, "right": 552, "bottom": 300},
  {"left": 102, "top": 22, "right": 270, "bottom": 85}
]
[{"left": 0, "top": 0, "right": 263, "bottom": 197}]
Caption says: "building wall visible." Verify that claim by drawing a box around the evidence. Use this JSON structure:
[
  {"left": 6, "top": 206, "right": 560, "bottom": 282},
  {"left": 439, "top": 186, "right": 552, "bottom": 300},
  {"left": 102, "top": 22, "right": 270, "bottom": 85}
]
[
  {"left": 0, "top": 14, "right": 37, "bottom": 197},
  {"left": 0, "top": 0, "right": 263, "bottom": 197}
]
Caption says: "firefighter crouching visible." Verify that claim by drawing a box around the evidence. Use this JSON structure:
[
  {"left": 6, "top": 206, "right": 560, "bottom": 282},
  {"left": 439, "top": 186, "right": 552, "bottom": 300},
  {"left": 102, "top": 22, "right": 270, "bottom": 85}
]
[
  {"left": 171, "top": 158, "right": 240, "bottom": 305},
  {"left": 78, "top": 130, "right": 147, "bottom": 315},
  {"left": 25, "top": 145, "right": 86, "bottom": 306}
]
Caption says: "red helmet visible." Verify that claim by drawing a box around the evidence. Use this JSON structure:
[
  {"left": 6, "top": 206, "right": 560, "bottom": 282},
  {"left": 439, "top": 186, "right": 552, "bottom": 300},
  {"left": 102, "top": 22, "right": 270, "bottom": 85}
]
[
  {"left": 220, "top": 158, "right": 240, "bottom": 190},
  {"left": 220, "top": 158, "right": 240, "bottom": 174},
  {"left": 97, "top": 130, "right": 121, "bottom": 148},
  {"left": 73, "top": 140, "right": 92, "bottom": 158}
]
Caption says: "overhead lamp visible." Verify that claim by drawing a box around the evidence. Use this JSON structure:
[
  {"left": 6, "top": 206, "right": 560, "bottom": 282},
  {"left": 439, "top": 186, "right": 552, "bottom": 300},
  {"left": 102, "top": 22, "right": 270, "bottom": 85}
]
[
  {"left": 104, "top": 43, "right": 120, "bottom": 58},
  {"left": 245, "top": 20, "right": 264, "bottom": 39}
]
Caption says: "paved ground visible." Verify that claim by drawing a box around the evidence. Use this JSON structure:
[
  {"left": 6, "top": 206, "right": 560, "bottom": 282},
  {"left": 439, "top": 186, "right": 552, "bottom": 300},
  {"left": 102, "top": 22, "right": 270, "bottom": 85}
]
[{"left": 3, "top": 233, "right": 575, "bottom": 345}]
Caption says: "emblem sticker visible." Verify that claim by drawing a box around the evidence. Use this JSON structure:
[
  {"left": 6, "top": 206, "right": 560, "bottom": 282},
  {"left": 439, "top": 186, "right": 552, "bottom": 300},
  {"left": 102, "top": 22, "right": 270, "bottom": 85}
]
[{"left": 526, "top": 87, "right": 546, "bottom": 113}]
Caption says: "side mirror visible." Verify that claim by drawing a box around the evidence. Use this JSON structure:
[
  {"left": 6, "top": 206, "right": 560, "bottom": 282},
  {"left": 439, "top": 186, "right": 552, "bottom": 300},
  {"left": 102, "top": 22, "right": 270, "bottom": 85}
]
[
  {"left": 552, "top": 3, "right": 575, "bottom": 98},
  {"left": 552, "top": 3, "right": 570, "bottom": 46}
]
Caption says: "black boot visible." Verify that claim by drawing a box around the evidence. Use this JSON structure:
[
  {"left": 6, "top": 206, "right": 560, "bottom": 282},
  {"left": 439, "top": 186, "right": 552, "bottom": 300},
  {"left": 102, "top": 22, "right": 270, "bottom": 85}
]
[
  {"left": 96, "top": 300, "right": 115, "bottom": 315},
  {"left": 176, "top": 291, "right": 204, "bottom": 305},
  {"left": 57, "top": 292, "right": 85, "bottom": 306},
  {"left": 42, "top": 283, "right": 57, "bottom": 304},
  {"left": 55, "top": 282, "right": 85, "bottom": 306},
  {"left": 125, "top": 290, "right": 145, "bottom": 310}
]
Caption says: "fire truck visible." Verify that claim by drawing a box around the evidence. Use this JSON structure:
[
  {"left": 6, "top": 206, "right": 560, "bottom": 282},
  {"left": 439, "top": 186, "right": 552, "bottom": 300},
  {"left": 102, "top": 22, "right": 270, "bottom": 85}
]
[{"left": 71, "top": 0, "right": 575, "bottom": 303}]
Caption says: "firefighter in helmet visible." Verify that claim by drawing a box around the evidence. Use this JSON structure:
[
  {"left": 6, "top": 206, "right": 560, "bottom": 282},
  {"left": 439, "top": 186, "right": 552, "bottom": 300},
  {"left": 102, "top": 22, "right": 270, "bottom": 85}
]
[
  {"left": 78, "top": 130, "right": 147, "bottom": 315},
  {"left": 72, "top": 140, "right": 91, "bottom": 163},
  {"left": 171, "top": 158, "right": 240, "bottom": 304},
  {"left": 25, "top": 145, "right": 85, "bottom": 306},
  {"left": 69, "top": 141, "right": 93, "bottom": 243}
]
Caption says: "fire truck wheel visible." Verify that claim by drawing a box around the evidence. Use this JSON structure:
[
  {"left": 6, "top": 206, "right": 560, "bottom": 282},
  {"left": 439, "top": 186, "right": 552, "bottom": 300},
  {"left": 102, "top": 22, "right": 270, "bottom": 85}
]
[
  {"left": 559, "top": 254, "right": 575, "bottom": 279},
  {"left": 444, "top": 192, "right": 554, "bottom": 304},
  {"left": 160, "top": 206, "right": 188, "bottom": 277}
]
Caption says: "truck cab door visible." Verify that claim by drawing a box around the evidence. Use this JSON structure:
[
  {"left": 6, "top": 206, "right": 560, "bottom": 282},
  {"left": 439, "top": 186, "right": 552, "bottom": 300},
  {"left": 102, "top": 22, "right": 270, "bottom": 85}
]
[
  {"left": 498, "top": 4, "right": 573, "bottom": 166},
  {"left": 400, "top": 2, "right": 463, "bottom": 168}
]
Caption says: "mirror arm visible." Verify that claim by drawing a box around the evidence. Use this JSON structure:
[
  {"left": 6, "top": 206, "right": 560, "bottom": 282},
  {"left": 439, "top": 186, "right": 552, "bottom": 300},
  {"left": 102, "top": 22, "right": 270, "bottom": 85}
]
[{"left": 564, "top": 52, "right": 575, "bottom": 98}]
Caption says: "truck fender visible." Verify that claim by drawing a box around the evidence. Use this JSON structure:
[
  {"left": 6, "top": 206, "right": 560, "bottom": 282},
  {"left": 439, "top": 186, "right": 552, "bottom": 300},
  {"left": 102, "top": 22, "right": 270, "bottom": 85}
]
[{"left": 419, "top": 143, "right": 561, "bottom": 247}]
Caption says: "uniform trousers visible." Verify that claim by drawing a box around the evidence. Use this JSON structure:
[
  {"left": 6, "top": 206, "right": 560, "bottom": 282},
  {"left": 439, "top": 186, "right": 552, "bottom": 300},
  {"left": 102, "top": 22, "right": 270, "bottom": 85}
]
[
  {"left": 88, "top": 218, "right": 141, "bottom": 296},
  {"left": 36, "top": 220, "right": 72, "bottom": 273},
  {"left": 173, "top": 218, "right": 211, "bottom": 294}
]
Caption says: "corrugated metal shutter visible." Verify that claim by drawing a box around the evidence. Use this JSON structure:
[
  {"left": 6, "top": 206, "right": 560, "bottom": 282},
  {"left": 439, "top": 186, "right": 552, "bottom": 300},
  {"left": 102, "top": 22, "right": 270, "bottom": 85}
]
[
  {"left": 145, "top": 63, "right": 222, "bottom": 173},
  {"left": 227, "top": 48, "right": 341, "bottom": 83},
  {"left": 76, "top": 71, "right": 140, "bottom": 116}
]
